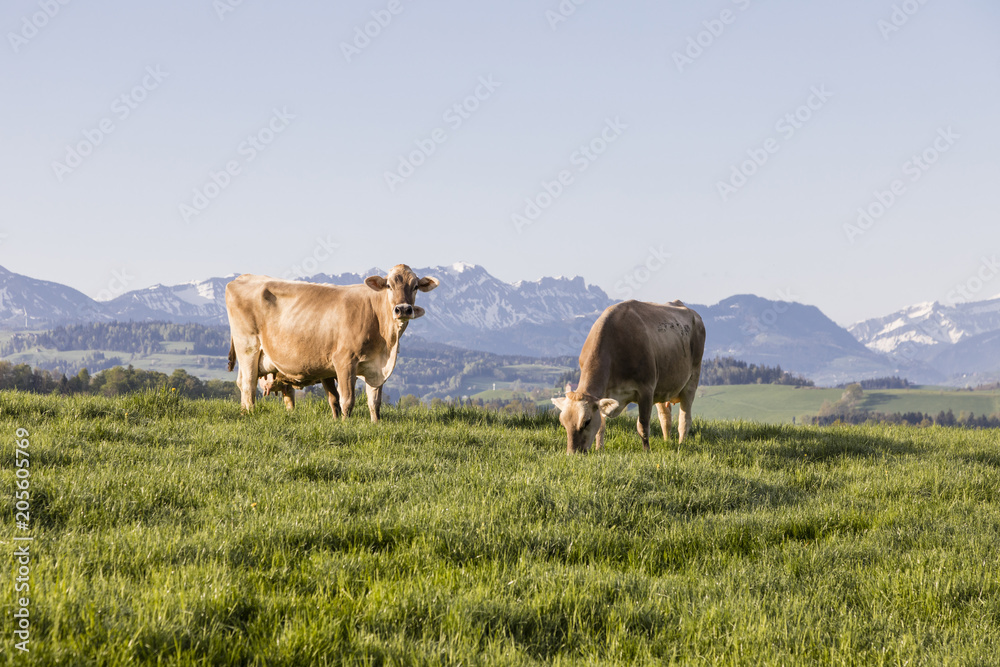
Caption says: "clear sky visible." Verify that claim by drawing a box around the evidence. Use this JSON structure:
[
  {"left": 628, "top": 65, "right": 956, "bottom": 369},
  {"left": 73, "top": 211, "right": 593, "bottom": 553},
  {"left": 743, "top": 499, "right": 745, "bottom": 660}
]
[{"left": 2, "top": 0, "right": 998, "bottom": 325}]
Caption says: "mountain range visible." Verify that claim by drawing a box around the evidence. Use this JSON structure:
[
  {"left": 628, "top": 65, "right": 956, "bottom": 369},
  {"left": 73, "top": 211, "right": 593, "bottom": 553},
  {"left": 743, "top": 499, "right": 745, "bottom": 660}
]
[{"left": 2, "top": 263, "right": 999, "bottom": 386}]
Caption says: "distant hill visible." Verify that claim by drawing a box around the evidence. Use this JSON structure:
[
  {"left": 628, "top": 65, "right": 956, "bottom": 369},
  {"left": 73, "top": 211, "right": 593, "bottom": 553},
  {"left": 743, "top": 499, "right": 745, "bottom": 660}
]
[
  {"left": 0, "top": 264, "right": 110, "bottom": 328},
  {"left": 688, "top": 295, "right": 927, "bottom": 386}
]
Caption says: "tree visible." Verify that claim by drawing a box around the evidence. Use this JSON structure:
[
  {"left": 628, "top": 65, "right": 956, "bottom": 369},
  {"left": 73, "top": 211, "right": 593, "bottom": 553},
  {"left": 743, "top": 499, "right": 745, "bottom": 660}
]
[
  {"left": 398, "top": 394, "right": 421, "bottom": 409},
  {"left": 842, "top": 383, "right": 864, "bottom": 405}
]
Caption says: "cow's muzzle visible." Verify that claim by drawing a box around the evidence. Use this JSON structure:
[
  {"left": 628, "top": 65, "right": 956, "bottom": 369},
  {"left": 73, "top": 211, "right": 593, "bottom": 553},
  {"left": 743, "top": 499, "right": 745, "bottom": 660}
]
[{"left": 393, "top": 304, "right": 415, "bottom": 319}]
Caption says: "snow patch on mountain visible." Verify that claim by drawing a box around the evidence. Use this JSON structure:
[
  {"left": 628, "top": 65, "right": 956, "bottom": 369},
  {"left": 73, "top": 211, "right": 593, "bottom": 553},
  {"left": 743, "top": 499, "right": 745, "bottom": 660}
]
[{"left": 850, "top": 297, "right": 1000, "bottom": 366}]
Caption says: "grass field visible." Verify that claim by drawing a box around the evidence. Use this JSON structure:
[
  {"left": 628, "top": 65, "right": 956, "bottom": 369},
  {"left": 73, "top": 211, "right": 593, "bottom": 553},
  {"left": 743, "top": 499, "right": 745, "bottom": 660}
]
[
  {"left": 2, "top": 390, "right": 1000, "bottom": 664},
  {"left": 694, "top": 385, "right": 844, "bottom": 424},
  {"left": 858, "top": 387, "right": 1000, "bottom": 418},
  {"left": 694, "top": 384, "right": 1000, "bottom": 424}
]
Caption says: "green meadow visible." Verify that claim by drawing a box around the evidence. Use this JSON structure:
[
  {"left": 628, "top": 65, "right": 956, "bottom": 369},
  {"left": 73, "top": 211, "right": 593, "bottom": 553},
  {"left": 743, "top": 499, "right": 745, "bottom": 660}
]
[
  {"left": 695, "top": 384, "right": 1000, "bottom": 424},
  {"left": 2, "top": 390, "right": 1000, "bottom": 665}
]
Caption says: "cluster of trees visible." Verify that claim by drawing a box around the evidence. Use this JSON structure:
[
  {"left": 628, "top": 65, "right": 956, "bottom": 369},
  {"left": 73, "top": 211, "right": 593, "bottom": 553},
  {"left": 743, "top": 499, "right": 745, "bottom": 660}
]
[
  {"left": 812, "top": 408, "right": 1000, "bottom": 429},
  {"left": 699, "top": 357, "right": 813, "bottom": 387},
  {"left": 555, "top": 357, "right": 812, "bottom": 389},
  {"left": 0, "top": 322, "right": 230, "bottom": 356},
  {"left": 33, "top": 352, "right": 125, "bottom": 377},
  {"left": 836, "top": 376, "right": 912, "bottom": 390},
  {"left": 0, "top": 361, "right": 237, "bottom": 399}
]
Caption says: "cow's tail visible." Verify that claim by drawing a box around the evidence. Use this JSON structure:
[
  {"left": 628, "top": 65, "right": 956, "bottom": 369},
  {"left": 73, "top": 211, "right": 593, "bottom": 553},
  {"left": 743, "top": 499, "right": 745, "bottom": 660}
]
[{"left": 227, "top": 338, "right": 236, "bottom": 372}]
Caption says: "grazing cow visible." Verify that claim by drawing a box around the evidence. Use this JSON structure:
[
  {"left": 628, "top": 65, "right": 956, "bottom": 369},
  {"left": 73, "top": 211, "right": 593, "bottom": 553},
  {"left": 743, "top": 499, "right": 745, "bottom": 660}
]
[
  {"left": 225, "top": 264, "right": 438, "bottom": 421},
  {"left": 551, "top": 300, "right": 705, "bottom": 453}
]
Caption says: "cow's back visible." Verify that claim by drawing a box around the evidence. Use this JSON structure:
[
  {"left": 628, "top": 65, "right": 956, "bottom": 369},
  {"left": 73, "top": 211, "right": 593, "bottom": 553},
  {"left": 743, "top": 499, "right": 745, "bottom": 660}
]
[{"left": 582, "top": 300, "right": 704, "bottom": 402}]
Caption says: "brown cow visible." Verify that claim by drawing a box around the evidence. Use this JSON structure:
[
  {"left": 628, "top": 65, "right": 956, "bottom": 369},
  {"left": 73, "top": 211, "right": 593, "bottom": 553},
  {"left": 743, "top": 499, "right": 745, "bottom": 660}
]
[
  {"left": 225, "top": 264, "right": 438, "bottom": 420},
  {"left": 551, "top": 299, "right": 705, "bottom": 453}
]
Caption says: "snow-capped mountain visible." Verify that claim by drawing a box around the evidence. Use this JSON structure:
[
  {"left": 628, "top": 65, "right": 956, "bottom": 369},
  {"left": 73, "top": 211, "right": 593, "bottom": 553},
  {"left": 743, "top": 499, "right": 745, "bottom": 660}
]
[
  {"left": 849, "top": 297, "right": 1000, "bottom": 361},
  {"left": 0, "top": 264, "right": 111, "bottom": 328},
  {"left": 104, "top": 276, "right": 235, "bottom": 325},
  {"left": 419, "top": 263, "right": 614, "bottom": 333}
]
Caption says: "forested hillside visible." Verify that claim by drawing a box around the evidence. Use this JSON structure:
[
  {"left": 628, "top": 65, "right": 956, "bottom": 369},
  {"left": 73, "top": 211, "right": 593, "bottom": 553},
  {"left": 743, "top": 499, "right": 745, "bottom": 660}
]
[
  {"left": 0, "top": 322, "right": 229, "bottom": 356},
  {"left": 700, "top": 357, "right": 814, "bottom": 387}
]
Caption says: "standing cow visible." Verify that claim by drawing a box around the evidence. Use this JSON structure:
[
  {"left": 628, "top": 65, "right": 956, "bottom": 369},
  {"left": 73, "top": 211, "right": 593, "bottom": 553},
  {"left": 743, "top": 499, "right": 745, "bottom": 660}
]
[
  {"left": 225, "top": 264, "right": 438, "bottom": 421},
  {"left": 551, "top": 300, "right": 705, "bottom": 453}
]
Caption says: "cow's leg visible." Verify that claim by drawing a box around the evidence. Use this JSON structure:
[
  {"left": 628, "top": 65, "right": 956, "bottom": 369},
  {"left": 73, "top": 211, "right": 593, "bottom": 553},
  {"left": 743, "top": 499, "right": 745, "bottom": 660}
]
[
  {"left": 321, "top": 377, "right": 341, "bottom": 419},
  {"left": 334, "top": 361, "right": 358, "bottom": 419},
  {"left": 677, "top": 378, "right": 699, "bottom": 444},
  {"left": 635, "top": 393, "right": 654, "bottom": 451},
  {"left": 234, "top": 343, "right": 261, "bottom": 412},
  {"left": 366, "top": 383, "right": 383, "bottom": 423},
  {"left": 656, "top": 402, "right": 672, "bottom": 441},
  {"left": 281, "top": 385, "right": 295, "bottom": 411},
  {"left": 594, "top": 413, "right": 607, "bottom": 451}
]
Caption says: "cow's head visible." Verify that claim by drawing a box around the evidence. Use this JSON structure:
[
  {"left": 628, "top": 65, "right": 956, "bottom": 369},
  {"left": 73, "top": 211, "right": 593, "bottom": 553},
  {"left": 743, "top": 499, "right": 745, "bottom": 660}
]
[
  {"left": 365, "top": 264, "right": 439, "bottom": 323},
  {"left": 550, "top": 391, "right": 619, "bottom": 454}
]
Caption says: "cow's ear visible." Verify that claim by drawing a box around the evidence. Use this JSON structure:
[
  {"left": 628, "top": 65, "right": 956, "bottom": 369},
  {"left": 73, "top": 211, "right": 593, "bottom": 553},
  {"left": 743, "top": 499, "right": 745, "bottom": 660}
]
[
  {"left": 597, "top": 398, "right": 619, "bottom": 417},
  {"left": 551, "top": 396, "right": 568, "bottom": 412},
  {"left": 410, "top": 306, "right": 426, "bottom": 319},
  {"left": 365, "top": 276, "right": 388, "bottom": 291},
  {"left": 417, "top": 276, "right": 439, "bottom": 292}
]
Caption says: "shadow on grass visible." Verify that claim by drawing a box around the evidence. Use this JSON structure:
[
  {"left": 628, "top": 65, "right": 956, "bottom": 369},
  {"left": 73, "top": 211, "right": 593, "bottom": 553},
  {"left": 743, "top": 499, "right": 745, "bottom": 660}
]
[
  {"left": 694, "top": 420, "right": 921, "bottom": 463},
  {"left": 960, "top": 450, "right": 1000, "bottom": 469},
  {"left": 384, "top": 405, "right": 559, "bottom": 430}
]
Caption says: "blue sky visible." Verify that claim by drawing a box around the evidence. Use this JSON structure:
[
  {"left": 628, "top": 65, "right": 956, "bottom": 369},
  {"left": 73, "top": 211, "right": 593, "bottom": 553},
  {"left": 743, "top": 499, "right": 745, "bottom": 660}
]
[{"left": 1, "top": 0, "right": 998, "bottom": 325}]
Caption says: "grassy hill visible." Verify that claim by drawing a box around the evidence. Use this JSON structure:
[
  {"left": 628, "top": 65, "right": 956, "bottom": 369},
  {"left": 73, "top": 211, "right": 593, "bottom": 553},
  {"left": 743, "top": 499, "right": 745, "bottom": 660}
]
[
  {"left": 693, "top": 384, "right": 1000, "bottom": 424},
  {"left": 3, "top": 391, "right": 1000, "bottom": 664},
  {"left": 858, "top": 387, "right": 1000, "bottom": 417},
  {"left": 695, "top": 385, "right": 843, "bottom": 423}
]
